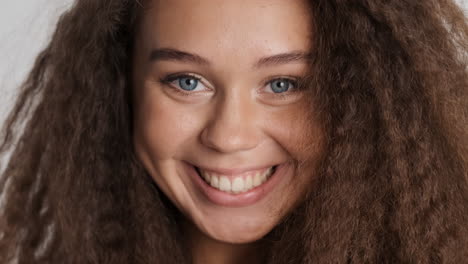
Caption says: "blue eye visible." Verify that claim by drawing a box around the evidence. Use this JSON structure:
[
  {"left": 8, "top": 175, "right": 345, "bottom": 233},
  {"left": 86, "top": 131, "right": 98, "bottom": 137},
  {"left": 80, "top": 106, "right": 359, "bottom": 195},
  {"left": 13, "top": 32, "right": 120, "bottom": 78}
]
[
  {"left": 161, "top": 74, "right": 205, "bottom": 92},
  {"left": 178, "top": 76, "right": 199, "bottom": 91},
  {"left": 269, "top": 78, "right": 295, "bottom": 93}
]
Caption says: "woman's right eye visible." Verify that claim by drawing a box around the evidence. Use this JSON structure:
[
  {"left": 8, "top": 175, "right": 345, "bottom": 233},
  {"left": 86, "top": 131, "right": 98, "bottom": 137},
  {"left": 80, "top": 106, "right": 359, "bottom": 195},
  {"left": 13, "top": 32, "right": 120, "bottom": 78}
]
[{"left": 160, "top": 74, "right": 208, "bottom": 92}]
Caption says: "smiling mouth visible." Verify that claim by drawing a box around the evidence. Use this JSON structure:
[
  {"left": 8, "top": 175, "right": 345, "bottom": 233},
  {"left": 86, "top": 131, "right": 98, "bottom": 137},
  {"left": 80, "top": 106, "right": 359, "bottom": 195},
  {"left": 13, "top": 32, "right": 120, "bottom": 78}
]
[{"left": 193, "top": 165, "right": 278, "bottom": 194}]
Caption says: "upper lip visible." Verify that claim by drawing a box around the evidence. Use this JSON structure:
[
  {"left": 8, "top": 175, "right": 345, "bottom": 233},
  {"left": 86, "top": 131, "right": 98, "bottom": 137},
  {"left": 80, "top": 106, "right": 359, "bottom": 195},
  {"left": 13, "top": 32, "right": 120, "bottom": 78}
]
[{"left": 189, "top": 162, "right": 278, "bottom": 176}]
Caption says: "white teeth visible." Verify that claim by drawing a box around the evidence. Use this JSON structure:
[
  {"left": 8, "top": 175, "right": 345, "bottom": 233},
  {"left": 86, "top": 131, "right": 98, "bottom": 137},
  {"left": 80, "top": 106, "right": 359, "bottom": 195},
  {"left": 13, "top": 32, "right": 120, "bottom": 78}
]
[
  {"left": 253, "top": 173, "right": 262, "bottom": 187},
  {"left": 219, "top": 176, "right": 231, "bottom": 192},
  {"left": 261, "top": 172, "right": 267, "bottom": 184},
  {"left": 197, "top": 166, "right": 276, "bottom": 194},
  {"left": 232, "top": 178, "right": 244, "bottom": 193},
  {"left": 210, "top": 175, "right": 219, "bottom": 188},
  {"left": 245, "top": 175, "right": 253, "bottom": 189}
]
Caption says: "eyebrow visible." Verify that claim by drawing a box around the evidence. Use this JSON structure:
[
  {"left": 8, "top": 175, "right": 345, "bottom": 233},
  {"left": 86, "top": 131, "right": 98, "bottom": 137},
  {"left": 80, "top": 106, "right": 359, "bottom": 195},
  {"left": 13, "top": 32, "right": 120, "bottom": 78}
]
[
  {"left": 148, "top": 48, "right": 312, "bottom": 68},
  {"left": 254, "top": 52, "right": 312, "bottom": 68},
  {"left": 149, "top": 48, "right": 210, "bottom": 66}
]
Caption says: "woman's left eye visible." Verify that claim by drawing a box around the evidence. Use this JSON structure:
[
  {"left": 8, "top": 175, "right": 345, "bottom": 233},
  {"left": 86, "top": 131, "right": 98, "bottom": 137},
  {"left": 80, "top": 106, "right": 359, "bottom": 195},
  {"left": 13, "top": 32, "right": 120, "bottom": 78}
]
[
  {"left": 160, "top": 74, "right": 208, "bottom": 92},
  {"left": 266, "top": 78, "right": 297, "bottom": 93}
]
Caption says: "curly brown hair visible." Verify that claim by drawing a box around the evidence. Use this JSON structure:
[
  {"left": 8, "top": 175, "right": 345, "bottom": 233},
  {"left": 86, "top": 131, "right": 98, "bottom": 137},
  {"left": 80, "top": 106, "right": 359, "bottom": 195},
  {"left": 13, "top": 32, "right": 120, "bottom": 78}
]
[{"left": 1, "top": 0, "right": 467, "bottom": 263}]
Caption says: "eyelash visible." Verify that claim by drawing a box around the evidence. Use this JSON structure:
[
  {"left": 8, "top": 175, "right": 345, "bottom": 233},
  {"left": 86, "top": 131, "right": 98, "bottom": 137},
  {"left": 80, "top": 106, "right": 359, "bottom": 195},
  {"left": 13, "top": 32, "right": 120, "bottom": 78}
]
[{"left": 159, "top": 73, "right": 301, "bottom": 96}]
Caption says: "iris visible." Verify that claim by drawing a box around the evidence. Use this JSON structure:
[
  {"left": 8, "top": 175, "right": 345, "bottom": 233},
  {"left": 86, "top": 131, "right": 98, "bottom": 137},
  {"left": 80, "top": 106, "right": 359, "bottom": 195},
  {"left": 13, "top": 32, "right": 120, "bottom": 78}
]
[
  {"left": 178, "top": 77, "right": 199, "bottom": 91},
  {"left": 270, "top": 79, "right": 292, "bottom": 93}
]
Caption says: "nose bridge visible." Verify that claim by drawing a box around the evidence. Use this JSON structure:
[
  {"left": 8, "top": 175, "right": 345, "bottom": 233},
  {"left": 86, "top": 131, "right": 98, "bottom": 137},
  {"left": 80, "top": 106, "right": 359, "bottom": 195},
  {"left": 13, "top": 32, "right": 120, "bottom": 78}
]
[{"left": 201, "top": 89, "right": 260, "bottom": 153}]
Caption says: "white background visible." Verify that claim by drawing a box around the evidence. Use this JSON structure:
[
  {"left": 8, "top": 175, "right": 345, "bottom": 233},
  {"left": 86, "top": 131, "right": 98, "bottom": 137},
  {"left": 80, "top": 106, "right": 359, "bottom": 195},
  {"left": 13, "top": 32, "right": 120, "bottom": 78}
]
[
  {"left": 0, "top": 0, "right": 467, "bottom": 125},
  {"left": 0, "top": 0, "right": 74, "bottom": 125}
]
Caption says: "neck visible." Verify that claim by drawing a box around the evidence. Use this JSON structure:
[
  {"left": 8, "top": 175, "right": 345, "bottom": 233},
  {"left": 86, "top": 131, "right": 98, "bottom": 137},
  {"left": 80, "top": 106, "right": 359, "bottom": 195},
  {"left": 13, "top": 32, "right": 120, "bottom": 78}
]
[{"left": 182, "top": 219, "right": 265, "bottom": 264}]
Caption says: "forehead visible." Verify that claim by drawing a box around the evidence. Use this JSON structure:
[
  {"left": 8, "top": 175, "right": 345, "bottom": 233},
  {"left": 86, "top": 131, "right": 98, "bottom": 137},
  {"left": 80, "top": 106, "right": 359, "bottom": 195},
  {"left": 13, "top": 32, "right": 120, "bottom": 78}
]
[{"left": 137, "top": 0, "right": 312, "bottom": 61}]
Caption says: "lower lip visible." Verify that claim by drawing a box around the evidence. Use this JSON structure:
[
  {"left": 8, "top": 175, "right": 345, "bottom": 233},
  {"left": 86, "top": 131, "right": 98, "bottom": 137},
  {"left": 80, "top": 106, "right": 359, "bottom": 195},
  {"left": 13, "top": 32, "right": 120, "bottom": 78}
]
[{"left": 184, "top": 162, "right": 290, "bottom": 207}]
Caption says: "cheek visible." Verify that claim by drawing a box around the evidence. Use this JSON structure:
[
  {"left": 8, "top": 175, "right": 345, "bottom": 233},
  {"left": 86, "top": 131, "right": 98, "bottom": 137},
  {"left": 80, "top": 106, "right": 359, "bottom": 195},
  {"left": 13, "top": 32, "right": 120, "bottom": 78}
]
[
  {"left": 133, "top": 90, "right": 199, "bottom": 160},
  {"left": 262, "top": 102, "right": 321, "bottom": 161},
  {"left": 263, "top": 102, "right": 323, "bottom": 202}
]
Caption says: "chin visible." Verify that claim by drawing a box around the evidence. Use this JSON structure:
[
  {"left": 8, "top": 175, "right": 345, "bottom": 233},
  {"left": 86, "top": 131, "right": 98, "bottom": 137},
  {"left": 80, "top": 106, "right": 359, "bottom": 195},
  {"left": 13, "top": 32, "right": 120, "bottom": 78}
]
[
  {"left": 195, "top": 215, "right": 277, "bottom": 244},
  {"left": 208, "top": 229, "right": 269, "bottom": 244}
]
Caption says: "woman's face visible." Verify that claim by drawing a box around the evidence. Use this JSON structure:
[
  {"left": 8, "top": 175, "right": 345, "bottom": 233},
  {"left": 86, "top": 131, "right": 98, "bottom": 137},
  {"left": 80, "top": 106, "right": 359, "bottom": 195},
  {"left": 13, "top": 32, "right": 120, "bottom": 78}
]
[{"left": 132, "top": 0, "right": 323, "bottom": 243}]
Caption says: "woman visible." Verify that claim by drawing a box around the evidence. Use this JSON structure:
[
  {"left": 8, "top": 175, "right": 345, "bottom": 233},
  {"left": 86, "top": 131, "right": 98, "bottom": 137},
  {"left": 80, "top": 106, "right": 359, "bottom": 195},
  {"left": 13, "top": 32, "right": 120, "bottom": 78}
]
[{"left": 1, "top": 0, "right": 467, "bottom": 263}]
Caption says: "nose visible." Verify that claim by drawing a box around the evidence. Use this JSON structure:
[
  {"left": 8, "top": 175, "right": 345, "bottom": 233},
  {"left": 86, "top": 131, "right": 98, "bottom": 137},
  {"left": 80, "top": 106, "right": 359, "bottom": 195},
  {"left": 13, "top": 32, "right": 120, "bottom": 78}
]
[{"left": 200, "top": 91, "right": 261, "bottom": 153}]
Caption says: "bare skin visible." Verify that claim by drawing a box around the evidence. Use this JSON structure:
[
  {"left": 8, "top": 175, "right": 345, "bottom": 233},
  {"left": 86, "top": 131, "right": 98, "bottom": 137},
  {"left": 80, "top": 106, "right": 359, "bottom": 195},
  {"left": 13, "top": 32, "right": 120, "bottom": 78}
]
[
  {"left": 182, "top": 218, "right": 266, "bottom": 264},
  {"left": 131, "top": 0, "right": 323, "bottom": 263}
]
